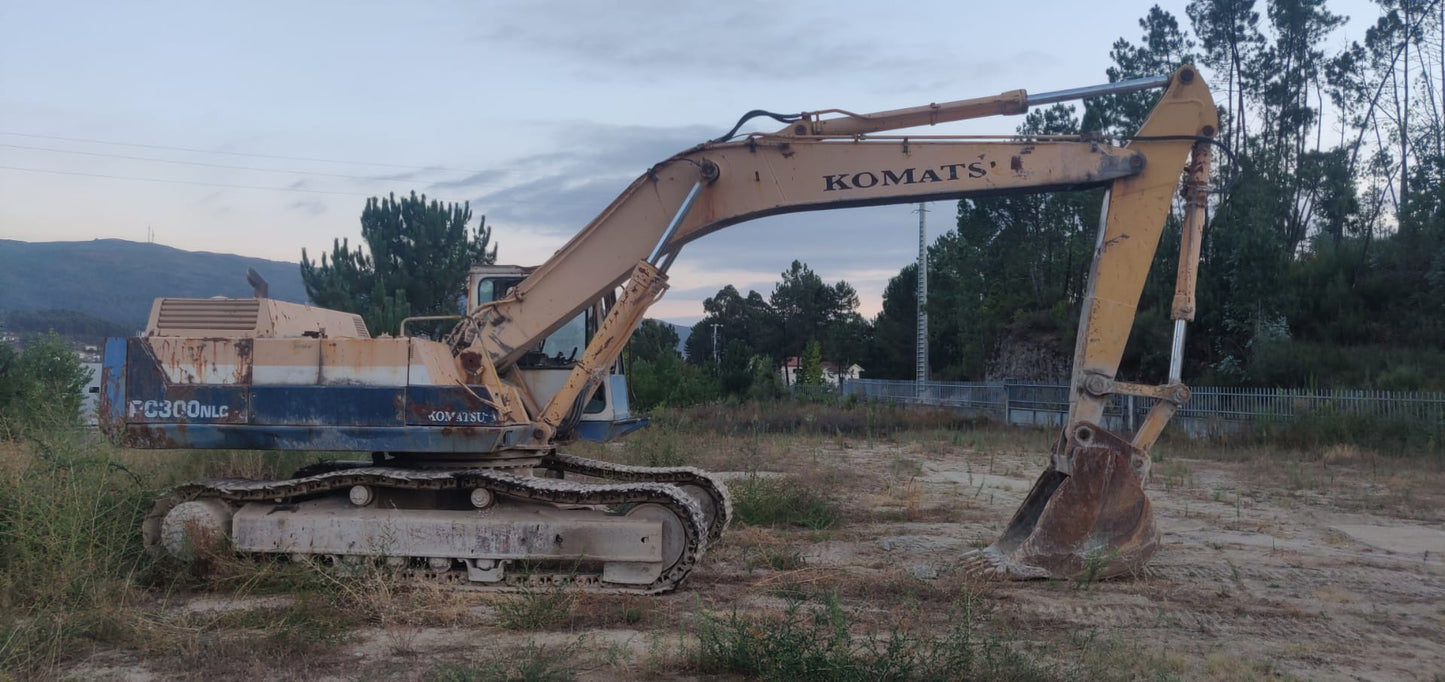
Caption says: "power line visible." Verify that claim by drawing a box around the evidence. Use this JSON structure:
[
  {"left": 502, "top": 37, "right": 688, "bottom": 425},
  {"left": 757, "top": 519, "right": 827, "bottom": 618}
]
[
  {"left": 0, "top": 142, "right": 411, "bottom": 182},
  {"left": 0, "top": 130, "right": 489, "bottom": 174},
  {"left": 0, "top": 164, "right": 371, "bottom": 196}
]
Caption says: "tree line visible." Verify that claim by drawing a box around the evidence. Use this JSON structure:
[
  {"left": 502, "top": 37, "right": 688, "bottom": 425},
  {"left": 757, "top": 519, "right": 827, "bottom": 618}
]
[
  {"left": 640, "top": 0, "right": 1445, "bottom": 401},
  {"left": 861, "top": 0, "right": 1445, "bottom": 391},
  {"left": 626, "top": 261, "right": 864, "bottom": 408}
]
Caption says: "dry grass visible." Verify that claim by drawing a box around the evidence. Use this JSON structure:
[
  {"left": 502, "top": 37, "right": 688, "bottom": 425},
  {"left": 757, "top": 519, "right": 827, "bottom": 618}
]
[{"left": 3, "top": 402, "right": 1439, "bottom": 679}]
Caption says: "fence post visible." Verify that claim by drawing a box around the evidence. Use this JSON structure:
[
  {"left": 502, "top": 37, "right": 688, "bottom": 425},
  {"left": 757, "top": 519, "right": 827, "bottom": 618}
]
[{"left": 1002, "top": 382, "right": 1012, "bottom": 425}]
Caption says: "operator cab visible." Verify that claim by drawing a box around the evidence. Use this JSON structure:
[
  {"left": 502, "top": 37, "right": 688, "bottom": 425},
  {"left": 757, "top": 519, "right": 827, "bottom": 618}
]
[
  {"left": 465, "top": 264, "right": 644, "bottom": 442},
  {"left": 468, "top": 265, "right": 586, "bottom": 367}
]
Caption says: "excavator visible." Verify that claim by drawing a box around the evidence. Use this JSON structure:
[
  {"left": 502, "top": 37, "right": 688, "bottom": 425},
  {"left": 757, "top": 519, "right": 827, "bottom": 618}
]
[{"left": 99, "top": 65, "right": 1219, "bottom": 592}]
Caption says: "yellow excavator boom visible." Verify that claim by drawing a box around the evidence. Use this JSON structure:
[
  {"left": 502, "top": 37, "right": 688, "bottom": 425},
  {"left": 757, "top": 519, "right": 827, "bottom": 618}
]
[{"left": 450, "top": 65, "right": 1219, "bottom": 580}]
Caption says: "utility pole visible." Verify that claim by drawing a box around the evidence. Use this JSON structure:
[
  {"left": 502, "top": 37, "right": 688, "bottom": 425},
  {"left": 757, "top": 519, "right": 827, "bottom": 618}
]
[
  {"left": 710, "top": 323, "right": 721, "bottom": 363},
  {"left": 914, "top": 204, "right": 929, "bottom": 393}
]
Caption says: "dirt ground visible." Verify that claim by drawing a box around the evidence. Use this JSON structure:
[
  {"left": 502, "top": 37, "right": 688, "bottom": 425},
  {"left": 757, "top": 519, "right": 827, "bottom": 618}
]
[
  {"left": 893, "top": 438, "right": 1445, "bottom": 681},
  {"left": 62, "top": 428, "right": 1445, "bottom": 681}
]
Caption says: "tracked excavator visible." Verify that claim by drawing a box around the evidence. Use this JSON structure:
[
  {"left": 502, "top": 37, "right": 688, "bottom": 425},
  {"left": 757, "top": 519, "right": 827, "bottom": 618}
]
[{"left": 99, "top": 66, "right": 1219, "bottom": 592}]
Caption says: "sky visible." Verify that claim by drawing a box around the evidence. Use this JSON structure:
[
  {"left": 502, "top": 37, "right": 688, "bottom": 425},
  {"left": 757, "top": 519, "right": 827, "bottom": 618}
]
[{"left": 0, "top": 0, "right": 1381, "bottom": 325}]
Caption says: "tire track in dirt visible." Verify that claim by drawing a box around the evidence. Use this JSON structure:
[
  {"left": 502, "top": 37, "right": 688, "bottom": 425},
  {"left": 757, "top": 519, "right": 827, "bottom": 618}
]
[{"left": 1000, "top": 592, "right": 1366, "bottom": 640}]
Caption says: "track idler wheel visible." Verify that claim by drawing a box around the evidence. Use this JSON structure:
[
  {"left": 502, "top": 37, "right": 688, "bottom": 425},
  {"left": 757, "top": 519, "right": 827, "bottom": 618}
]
[{"left": 971, "top": 422, "right": 1157, "bottom": 580}]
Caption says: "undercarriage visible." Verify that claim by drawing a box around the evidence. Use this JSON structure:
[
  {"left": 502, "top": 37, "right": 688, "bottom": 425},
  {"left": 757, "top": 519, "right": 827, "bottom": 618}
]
[{"left": 147, "top": 453, "right": 732, "bottom": 595}]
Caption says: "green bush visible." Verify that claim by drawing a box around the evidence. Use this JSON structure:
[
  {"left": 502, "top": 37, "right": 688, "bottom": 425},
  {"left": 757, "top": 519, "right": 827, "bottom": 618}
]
[
  {"left": 628, "top": 353, "right": 721, "bottom": 411},
  {"left": 0, "top": 333, "right": 92, "bottom": 439}
]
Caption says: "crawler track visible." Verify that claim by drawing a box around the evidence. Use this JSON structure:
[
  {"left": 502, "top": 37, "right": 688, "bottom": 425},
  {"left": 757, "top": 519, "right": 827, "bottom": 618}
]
[
  {"left": 154, "top": 465, "right": 709, "bottom": 595},
  {"left": 541, "top": 452, "right": 733, "bottom": 544}
]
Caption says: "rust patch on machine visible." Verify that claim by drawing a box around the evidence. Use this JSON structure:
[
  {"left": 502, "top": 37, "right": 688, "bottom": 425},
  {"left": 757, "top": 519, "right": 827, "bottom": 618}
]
[{"left": 121, "top": 423, "right": 188, "bottom": 449}]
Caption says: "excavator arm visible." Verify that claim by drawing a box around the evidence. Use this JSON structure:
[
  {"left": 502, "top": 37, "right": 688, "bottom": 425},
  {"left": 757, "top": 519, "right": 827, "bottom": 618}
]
[
  {"left": 457, "top": 66, "right": 1218, "bottom": 580},
  {"left": 458, "top": 70, "right": 1213, "bottom": 371}
]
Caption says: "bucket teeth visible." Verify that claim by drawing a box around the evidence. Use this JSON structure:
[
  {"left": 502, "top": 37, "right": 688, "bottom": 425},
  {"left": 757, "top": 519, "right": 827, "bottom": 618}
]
[{"left": 973, "top": 422, "right": 1157, "bottom": 580}]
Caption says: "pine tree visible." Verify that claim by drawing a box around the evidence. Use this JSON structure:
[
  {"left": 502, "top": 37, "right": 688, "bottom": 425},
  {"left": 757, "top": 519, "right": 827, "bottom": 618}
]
[
  {"left": 798, "top": 339, "right": 825, "bottom": 385},
  {"left": 300, "top": 191, "right": 497, "bottom": 335}
]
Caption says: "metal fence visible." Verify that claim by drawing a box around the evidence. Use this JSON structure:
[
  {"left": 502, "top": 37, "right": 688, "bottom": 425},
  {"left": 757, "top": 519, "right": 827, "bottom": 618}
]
[{"left": 840, "top": 379, "right": 1445, "bottom": 436}]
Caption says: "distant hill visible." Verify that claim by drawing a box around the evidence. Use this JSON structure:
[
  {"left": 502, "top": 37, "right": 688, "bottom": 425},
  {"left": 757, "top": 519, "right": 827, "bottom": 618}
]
[
  {"left": 0, "top": 239, "right": 307, "bottom": 328},
  {"left": 1, "top": 309, "right": 135, "bottom": 338}
]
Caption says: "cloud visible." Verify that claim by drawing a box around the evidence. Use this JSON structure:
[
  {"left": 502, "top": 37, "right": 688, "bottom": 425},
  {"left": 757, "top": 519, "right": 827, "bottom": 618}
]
[
  {"left": 288, "top": 199, "right": 326, "bottom": 217},
  {"left": 477, "top": 174, "right": 633, "bottom": 235},
  {"left": 470, "top": 121, "right": 713, "bottom": 235},
  {"left": 472, "top": 1, "right": 934, "bottom": 83},
  {"left": 427, "top": 168, "right": 509, "bottom": 192},
  {"left": 364, "top": 169, "right": 425, "bottom": 183},
  {"left": 462, "top": 2, "right": 1064, "bottom": 103}
]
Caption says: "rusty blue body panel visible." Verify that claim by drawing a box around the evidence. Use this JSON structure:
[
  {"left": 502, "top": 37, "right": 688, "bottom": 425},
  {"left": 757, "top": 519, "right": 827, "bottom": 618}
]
[
  {"left": 101, "top": 337, "right": 640, "bottom": 451},
  {"left": 98, "top": 338, "right": 128, "bottom": 431},
  {"left": 250, "top": 386, "right": 404, "bottom": 426},
  {"left": 575, "top": 417, "right": 650, "bottom": 442},
  {"left": 403, "top": 386, "right": 502, "bottom": 426},
  {"left": 108, "top": 423, "right": 532, "bottom": 452}
]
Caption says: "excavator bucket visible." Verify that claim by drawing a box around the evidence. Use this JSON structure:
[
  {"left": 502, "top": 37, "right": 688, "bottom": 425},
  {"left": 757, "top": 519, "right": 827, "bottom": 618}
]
[{"left": 970, "top": 422, "right": 1157, "bottom": 580}]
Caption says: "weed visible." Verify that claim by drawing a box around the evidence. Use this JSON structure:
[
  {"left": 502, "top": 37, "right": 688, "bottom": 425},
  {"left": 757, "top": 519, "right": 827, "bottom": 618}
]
[
  {"left": 692, "top": 593, "right": 1051, "bottom": 681},
  {"left": 731, "top": 475, "right": 841, "bottom": 530},
  {"left": 0, "top": 432, "right": 158, "bottom": 675},
  {"left": 752, "top": 547, "right": 807, "bottom": 571},
  {"left": 1283, "top": 460, "right": 1320, "bottom": 491},
  {"left": 1075, "top": 544, "right": 1121, "bottom": 589},
  {"left": 1060, "top": 631, "right": 1188, "bottom": 681},
  {"left": 692, "top": 597, "right": 867, "bottom": 680},
  {"left": 163, "top": 597, "right": 360, "bottom": 669},
  {"left": 623, "top": 421, "right": 688, "bottom": 467},
  {"left": 496, "top": 582, "right": 577, "bottom": 631},
  {"left": 888, "top": 456, "right": 924, "bottom": 479},
  {"left": 1157, "top": 460, "right": 1194, "bottom": 489},
  {"left": 567, "top": 594, "right": 656, "bottom": 629},
  {"left": 425, "top": 639, "right": 580, "bottom": 681},
  {"left": 1226, "top": 559, "right": 1243, "bottom": 586}
]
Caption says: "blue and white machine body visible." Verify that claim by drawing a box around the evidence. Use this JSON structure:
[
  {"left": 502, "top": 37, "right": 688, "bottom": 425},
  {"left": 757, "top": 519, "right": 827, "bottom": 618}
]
[{"left": 99, "top": 265, "right": 647, "bottom": 454}]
